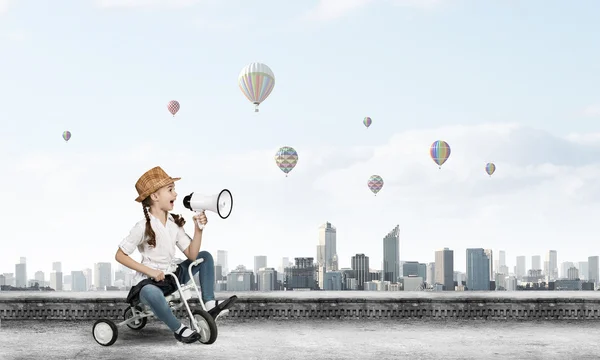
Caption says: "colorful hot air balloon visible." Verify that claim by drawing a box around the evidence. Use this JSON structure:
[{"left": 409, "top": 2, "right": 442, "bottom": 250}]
[
  {"left": 367, "top": 175, "right": 384, "bottom": 195},
  {"left": 363, "top": 117, "right": 372, "bottom": 129},
  {"left": 274, "top": 146, "right": 298, "bottom": 177},
  {"left": 167, "top": 100, "right": 180, "bottom": 116},
  {"left": 62, "top": 131, "right": 71, "bottom": 142},
  {"left": 430, "top": 140, "right": 451, "bottom": 169},
  {"left": 238, "top": 62, "right": 275, "bottom": 112},
  {"left": 485, "top": 162, "right": 496, "bottom": 177}
]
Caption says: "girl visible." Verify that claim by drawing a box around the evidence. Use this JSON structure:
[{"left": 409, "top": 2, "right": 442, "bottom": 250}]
[{"left": 115, "top": 166, "right": 238, "bottom": 343}]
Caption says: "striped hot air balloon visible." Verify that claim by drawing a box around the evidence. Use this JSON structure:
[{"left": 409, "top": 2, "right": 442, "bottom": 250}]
[
  {"left": 238, "top": 62, "right": 275, "bottom": 112},
  {"left": 367, "top": 175, "right": 384, "bottom": 195},
  {"left": 62, "top": 131, "right": 71, "bottom": 142},
  {"left": 430, "top": 140, "right": 451, "bottom": 169},
  {"left": 485, "top": 162, "right": 496, "bottom": 177},
  {"left": 274, "top": 146, "right": 298, "bottom": 177},
  {"left": 363, "top": 117, "right": 372, "bottom": 128}
]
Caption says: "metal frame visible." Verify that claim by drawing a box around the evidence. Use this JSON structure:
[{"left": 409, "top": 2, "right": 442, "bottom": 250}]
[{"left": 115, "top": 257, "right": 216, "bottom": 332}]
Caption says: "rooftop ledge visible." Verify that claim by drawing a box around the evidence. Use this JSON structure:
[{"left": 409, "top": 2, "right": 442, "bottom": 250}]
[{"left": 2, "top": 290, "right": 600, "bottom": 302}]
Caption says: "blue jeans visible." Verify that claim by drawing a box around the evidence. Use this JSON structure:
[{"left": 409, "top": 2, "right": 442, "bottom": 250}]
[{"left": 138, "top": 251, "right": 216, "bottom": 332}]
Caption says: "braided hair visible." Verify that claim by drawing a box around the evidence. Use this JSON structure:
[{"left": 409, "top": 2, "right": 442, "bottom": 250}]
[{"left": 141, "top": 196, "right": 186, "bottom": 248}]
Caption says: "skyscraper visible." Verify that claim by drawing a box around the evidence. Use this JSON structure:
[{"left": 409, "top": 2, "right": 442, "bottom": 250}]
[
  {"left": 435, "top": 248, "right": 454, "bottom": 291},
  {"left": 484, "top": 249, "right": 493, "bottom": 280},
  {"left": 532, "top": 255, "right": 541, "bottom": 271},
  {"left": 216, "top": 250, "right": 228, "bottom": 276},
  {"left": 15, "top": 257, "right": 27, "bottom": 288},
  {"left": 466, "top": 248, "right": 490, "bottom": 291},
  {"left": 516, "top": 256, "right": 526, "bottom": 278},
  {"left": 383, "top": 225, "right": 400, "bottom": 283},
  {"left": 351, "top": 254, "right": 369, "bottom": 290},
  {"left": 588, "top": 256, "right": 599, "bottom": 285},
  {"left": 317, "top": 222, "right": 337, "bottom": 271},
  {"left": 254, "top": 255, "right": 267, "bottom": 289},
  {"left": 498, "top": 251, "right": 506, "bottom": 268},
  {"left": 94, "top": 262, "right": 112, "bottom": 290},
  {"left": 546, "top": 250, "right": 558, "bottom": 281}
]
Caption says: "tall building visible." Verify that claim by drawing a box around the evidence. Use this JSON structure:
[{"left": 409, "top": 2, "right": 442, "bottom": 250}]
[
  {"left": 532, "top": 255, "right": 541, "bottom": 271},
  {"left": 588, "top": 256, "right": 599, "bottom": 285},
  {"left": 83, "top": 268, "right": 93, "bottom": 290},
  {"left": 94, "top": 262, "right": 112, "bottom": 290},
  {"left": 484, "top": 249, "right": 493, "bottom": 280},
  {"left": 426, "top": 262, "right": 435, "bottom": 286},
  {"left": 545, "top": 250, "right": 558, "bottom": 281},
  {"left": 52, "top": 262, "right": 62, "bottom": 273},
  {"left": 254, "top": 255, "right": 267, "bottom": 289},
  {"left": 351, "top": 254, "right": 369, "bottom": 290},
  {"left": 435, "top": 248, "right": 454, "bottom": 291},
  {"left": 216, "top": 250, "right": 228, "bottom": 276},
  {"left": 50, "top": 271, "right": 63, "bottom": 291},
  {"left": 15, "top": 258, "right": 27, "bottom": 288},
  {"left": 383, "top": 225, "right": 400, "bottom": 283},
  {"left": 578, "top": 261, "right": 588, "bottom": 281},
  {"left": 466, "top": 249, "right": 490, "bottom": 291},
  {"left": 34, "top": 271, "right": 45, "bottom": 287},
  {"left": 71, "top": 271, "right": 87, "bottom": 292},
  {"left": 317, "top": 222, "right": 337, "bottom": 271},
  {"left": 498, "top": 251, "right": 506, "bottom": 268},
  {"left": 516, "top": 256, "right": 526, "bottom": 278}
]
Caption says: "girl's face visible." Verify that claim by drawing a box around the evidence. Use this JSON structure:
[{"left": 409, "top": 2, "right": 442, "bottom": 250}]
[{"left": 151, "top": 183, "right": 177, "bottom": 211}]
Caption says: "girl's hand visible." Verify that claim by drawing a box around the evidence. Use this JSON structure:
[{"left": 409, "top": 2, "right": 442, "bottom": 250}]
[
  {"left": 193, "top": 211, "right": 207, "bottom": 229},
  {"left": 149, "top": 269, "right": 165, "bottom": 281}
]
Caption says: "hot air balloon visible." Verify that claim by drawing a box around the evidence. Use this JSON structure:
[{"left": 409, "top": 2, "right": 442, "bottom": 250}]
[
  {"left": 62, "top": 131, "right": 71, "bottom": 142},
  {"left": 430, "top": 140, "right": 451, "bottom": 169},
  {"left": 367, "top": 175, "right": 384, "bottom": 195},
  {"left": 238, "top": 62, "right": 275, "bottom": 112},
  {"left": 485, "top": 162, "right": 496, "bottom": 177},
  {"left": 274, "top": 146, "right": 298, "bottom": 177},
  {"left": 363, "top": 117, "right": 372, "bottom": 129},
  {"left": 167, "top": 100, "right": 180, "bottom": 116}
]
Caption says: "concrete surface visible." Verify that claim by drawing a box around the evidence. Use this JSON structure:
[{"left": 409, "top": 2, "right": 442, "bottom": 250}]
[
  {"left": 1, "top": 319, "right": 599, "bottom": 360},
  {"left": 2, "top": 290, "right": 600, "bottom": 300}
]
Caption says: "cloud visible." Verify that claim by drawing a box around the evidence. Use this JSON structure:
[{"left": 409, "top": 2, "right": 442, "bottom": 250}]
[
  {"left": 303, "top": 0, "right": 447, "bottom": 21},
  {"left": 95, "top": 0, "right": 205, "bottom": 9},
  {"left": 582, "top": 104, "right": 600, "bottom": 117}
]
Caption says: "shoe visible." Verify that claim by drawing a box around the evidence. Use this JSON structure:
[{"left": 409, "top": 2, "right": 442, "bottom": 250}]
[
  {"left": 208, "top": 295, "right": 238, "bottom": 320},
  {"left": 174, "top": 326, "right": 200, "bottom": 343}
]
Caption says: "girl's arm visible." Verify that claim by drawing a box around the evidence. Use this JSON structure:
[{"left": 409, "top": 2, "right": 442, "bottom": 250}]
[
  {"left": 183, "top": 226, "right": 203, "bottom": 261},
  {"left": 115, "top": 248, "right": 156, "bottom": 277}
]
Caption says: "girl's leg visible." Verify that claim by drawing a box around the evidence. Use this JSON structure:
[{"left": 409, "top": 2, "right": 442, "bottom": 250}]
[
  {"left": 139, "top": 284, "right": 181, "bottom": 332},
  {"left": 180, "top": 251, "right": 215, "bottom": 302}
]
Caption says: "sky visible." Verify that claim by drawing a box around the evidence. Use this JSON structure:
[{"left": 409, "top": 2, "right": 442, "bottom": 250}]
[{"left": 1, "top": 0, "right": 600, "bottom": 278}]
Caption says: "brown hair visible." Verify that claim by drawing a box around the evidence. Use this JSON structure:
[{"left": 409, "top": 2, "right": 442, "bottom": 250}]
[{"left": 141, "top": 197, "right": 186, "bottom": 247}]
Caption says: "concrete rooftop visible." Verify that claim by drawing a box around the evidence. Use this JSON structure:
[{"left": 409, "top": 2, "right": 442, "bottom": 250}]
[{"left": 1, "top": 318, "right": 599, "bottom": 360}]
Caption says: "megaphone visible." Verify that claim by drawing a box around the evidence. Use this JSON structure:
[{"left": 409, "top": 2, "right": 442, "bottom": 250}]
[{"left": 182, "top": 189, "right": 233, "bottom": 230}]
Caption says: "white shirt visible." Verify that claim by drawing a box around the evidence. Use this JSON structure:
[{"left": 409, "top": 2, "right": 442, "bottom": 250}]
[{"left": 119, "top": 213, "right": 192, "bottom": 286}]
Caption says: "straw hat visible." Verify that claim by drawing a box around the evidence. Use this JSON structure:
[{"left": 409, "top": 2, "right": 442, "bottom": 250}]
[{"left": 135, "top": 166, "right": 181, "bottom": 202}]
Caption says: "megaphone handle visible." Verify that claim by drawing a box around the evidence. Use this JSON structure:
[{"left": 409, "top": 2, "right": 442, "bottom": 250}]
[{"left": 195, "top": 212, "right": 206, "bottom": 230}]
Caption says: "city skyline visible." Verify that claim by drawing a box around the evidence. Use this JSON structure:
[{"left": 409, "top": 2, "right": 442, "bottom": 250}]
[
  {"left": 3, "top": 241, "right": 598, "bottom": 282},
  {"left": 1, "top": 1, "right": 599, "bottom": 277}
]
